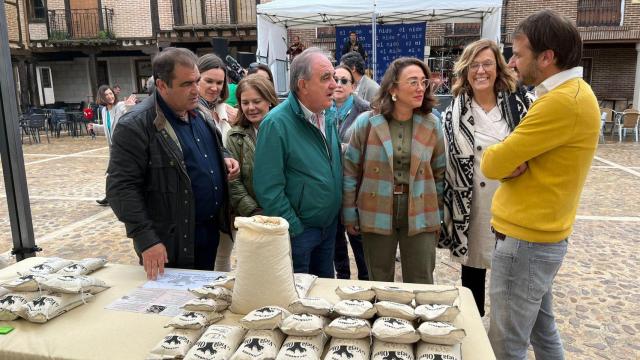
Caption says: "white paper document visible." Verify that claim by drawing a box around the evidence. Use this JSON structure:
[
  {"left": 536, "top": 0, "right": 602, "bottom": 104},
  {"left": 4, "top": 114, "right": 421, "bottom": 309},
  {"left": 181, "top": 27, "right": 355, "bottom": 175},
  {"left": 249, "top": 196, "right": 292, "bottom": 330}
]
[
  {"left": 105, "top": 287, "right": 196, "bottom": 317},
  {"left": 141, "top": 269, "right": 226, "bottom": 290}
]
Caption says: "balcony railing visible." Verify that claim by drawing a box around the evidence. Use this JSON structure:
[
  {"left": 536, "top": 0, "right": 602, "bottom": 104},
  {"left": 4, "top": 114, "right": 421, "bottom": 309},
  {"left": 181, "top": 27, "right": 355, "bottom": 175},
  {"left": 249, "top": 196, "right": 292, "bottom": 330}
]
[
  {"left": 173, "top": 0, "right": 257, "bottom": 27},
  {"left": 577, "top": 0, "right": 622, "bottom": 27},
  {"left": 47, "top": 8, "right": 114, "bottom": 41}
]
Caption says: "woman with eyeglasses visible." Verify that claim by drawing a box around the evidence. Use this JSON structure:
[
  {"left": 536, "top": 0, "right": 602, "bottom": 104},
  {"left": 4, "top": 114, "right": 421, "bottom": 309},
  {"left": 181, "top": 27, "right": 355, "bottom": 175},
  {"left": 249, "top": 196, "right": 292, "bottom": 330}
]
[
  {"left": 247, "top": 63, "right": 274, "bottom": 84},
  {"left": 440, "top": 39, "right": 531, "bottom": 316},
  {"left": 331, "top": 65, "right": 371, "bottom": 281},
  {"left": 197, "top": 54, "right": 238, "bottom": 145},
  {"left": 226, "top": 75, "right": 279, "bottom": 217},
  {"left": 343, "top": 57, "right": 445, "bottom": 284}
]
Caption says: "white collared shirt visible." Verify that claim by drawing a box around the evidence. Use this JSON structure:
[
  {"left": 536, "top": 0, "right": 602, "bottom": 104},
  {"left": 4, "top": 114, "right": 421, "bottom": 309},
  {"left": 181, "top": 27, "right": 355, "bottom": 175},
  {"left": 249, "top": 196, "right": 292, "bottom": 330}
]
[
  {"left": 534, "top": 66, "right": 584, "bottom": 98},
  {"left": 299, "top": 101, "right": 326, "bottom": 137}
]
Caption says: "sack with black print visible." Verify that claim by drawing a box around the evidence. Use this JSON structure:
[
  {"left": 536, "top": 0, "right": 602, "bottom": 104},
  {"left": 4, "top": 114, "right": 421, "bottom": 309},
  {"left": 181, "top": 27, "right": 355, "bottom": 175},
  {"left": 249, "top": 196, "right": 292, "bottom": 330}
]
[
  {"left": 18, "top": 257, "right": 74, "bottom": 276},
  {"left": 373, "top": 286, "right": 415, "bottom": 305},
  {"left": 230, "top": 329, "right": 286, "bottom": 360},
  {"left": 189, "top": 285, "right": 233, "bottom": 302},
  {"left": 184, "top": 325, "right": 246, "bottom": 360},
  {"left": 0, "top": 292, "right": 42, "bottom": 321},
  {"left": 371, "top": 339, "right": 415, "bottom": 360},
  {"left": 335, "top": 285, "right": 375, "bottom": 301},
  {"left": 372, "top": 317, "right": 420, "bottom": 344},
  {"left": 16, "top": 292, "right": 92, "bottom": 323},
  {"left": 414, "top": 304, "right": 460, "bottom": 322},
  {"left": 417, "top": 322, "right": 466, "bottom": 345},
  {"left": 332, "top": 299, "right": 376, "bottom": 319},
  {"left": 165, "top": 311, "right": 224, "bottom": 330},
  {"left": 375, "top": 301, "right": 417, "bottom": 321},
  {"left": 57, "top": 257, "right": 108, "bottom": 276},
  {"left": 0, "top": 274, "right": 47, "bottom": 292},
  {"left": 148, "top": 328, "right": 205, "bottom": 360},
  {"left": 275, "top": 333, "right": 327, "bottom": 360},
  {"left": 41, "top": 274, "right": 109, "bottom": 294},
  {"left": 324, "top": 316, "right": 371, "bottom": 339},
  {"left": 323, "top": 337, "right": 371, "bottom": 360},
  {"left": 413, "top": 287, "right": 459, "bottom": 306},
  {"left": 240, "top": 306, "right": 291, "bottom": 330},
  {"left": 209, "top": 274, "right": 235, "bottom": 290},
  {"left": 294, "top": 273, "right": 317, "bottom": 298},
  {"left": 416, "top": 341, "right": 461, "bottom": 360},
  {"left": 288, "top": 297, "right": 332, "bottom": 316},
  {"left": 182, "top": 298, "right": 229, "bottom": 312},
  {"left": 280, "top": 313, "right": 328, "bottom": 336}
]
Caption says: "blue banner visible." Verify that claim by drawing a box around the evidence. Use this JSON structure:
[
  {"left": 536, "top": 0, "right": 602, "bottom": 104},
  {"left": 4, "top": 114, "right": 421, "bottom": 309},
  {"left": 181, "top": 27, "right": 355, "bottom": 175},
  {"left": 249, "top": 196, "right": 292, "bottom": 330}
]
[{"left": 336, "top": 22, "right": 426, "bottom": 81}]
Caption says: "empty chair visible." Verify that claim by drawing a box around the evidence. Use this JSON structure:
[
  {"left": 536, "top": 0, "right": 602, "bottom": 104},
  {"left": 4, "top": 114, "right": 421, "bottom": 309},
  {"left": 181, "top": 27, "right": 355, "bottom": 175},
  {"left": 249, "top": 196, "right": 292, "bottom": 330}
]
[
  {"left": 50, "top": 109, "right": 69, "bottom": 137},
  {"left": 616, "top": 110, "right": 640, "bottom": 142},
  {"left": 25, "top": 113, "right": 49, "bottom": 144}
]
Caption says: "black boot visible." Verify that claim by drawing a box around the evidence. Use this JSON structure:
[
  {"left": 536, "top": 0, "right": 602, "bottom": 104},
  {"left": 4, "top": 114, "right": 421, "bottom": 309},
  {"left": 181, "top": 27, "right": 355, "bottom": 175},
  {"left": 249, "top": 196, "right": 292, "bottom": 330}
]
[{"left": 96, "top": 197, "right": 109, "bottom": 206}]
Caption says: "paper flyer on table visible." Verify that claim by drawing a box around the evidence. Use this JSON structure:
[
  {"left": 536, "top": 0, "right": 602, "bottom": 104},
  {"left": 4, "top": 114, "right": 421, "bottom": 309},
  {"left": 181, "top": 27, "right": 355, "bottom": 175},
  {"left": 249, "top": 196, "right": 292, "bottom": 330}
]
[{"left": 142, "top": 268, "right": 227, "bottom": 290}]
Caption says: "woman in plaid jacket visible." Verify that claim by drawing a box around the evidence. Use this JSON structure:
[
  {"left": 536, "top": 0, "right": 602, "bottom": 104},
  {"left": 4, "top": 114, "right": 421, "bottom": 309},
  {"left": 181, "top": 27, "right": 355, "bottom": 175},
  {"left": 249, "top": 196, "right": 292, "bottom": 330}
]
[{"left": 342, "top": 57, "right": 445, "bottom": 284}]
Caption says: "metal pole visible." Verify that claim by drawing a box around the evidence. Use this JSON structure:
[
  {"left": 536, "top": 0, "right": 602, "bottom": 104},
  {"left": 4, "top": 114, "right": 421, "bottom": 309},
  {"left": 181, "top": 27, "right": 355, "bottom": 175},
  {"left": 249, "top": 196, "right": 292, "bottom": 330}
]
[
  {"left": 372, "top": 0, "right": 377, "bottom": 82},
  {"left": 0, "top": 0, "right": 38, "bottom": 261}
]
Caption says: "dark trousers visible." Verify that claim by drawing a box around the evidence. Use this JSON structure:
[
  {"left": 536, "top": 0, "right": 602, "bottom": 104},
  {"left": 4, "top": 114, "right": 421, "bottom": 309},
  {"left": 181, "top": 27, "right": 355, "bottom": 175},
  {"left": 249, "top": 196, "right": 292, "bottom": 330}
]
[
  {"left": 291, "top": 217, "right": 338, "bottom": 278},
  {"left": 461, "top": 264, "right": 487, "bottom": 317},
  {"left": 334, "top": 221, "right": 369, "bottom": 280},
  {"left": 193, "top": 222, "right": 220, "bottom": 270}
]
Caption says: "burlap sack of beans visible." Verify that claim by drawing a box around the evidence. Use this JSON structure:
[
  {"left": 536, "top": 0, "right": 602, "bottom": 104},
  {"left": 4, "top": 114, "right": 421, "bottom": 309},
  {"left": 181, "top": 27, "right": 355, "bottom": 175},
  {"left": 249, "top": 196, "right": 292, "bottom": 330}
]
[
  {"left": 148, "top": 328, "right": 205, "bottom": 360},
  {"left": 184, "top": 325, "right": 246, "bottom": 360},
  {"left": 335, "top": 285, "right": 376, "bottom": 301},
  {"left": 324, "top": 316, "right": 371, "bottom": 339},
  {"left": 240, "top": 306, "right": 291, "bottom": 330},
  {"left": 293, "top": 273, "right": 317, "bottom": 298},
  {"left": 165, "top": 311, "right": 224, "bottom": 330},
  {"left": 0, "top": 292, "right": 42, "bottom": 321},
  {"left": 416, "top": 342, "right": 461, "bottom": 360},
  {"left": 41, "top": 274, "right": 109, "bottom": 294},
  {"left": 18, "top": 257, "right": 73, "bottom": 276},
  {"left": 413, "top": 287, "right": 459, "bottom": 306},
  {"left": 16, "top": 292, "right": 93, "bottom": 323},
  {"left": 323, "top": 337, "right": 371, "bottom": 360},
  {"left": 231, "top": 216, "right": 298, "bottom": 314},
  {"left": 332, "top": 299, "right": 376, "bottom": 319},
  {"left": 275, "top": 333, "right": 327, "bottom": 360},
  {"left": 280, "top": 313, "right": 328, "bottom": 336},
  {"left": 182, "top": 298, "right": 229, "bottom": 312},
  {"left": 373, "top": 286, "right": 415, "bottom": 305},
  {"left": 209, "top": 274, "right": 235, "bottom": 290},
  {"left": 287, "top": 297, "right": 332, "bottom": 316},
  {"left": 371, "top": 339, "right": 415, "bottom": 360},
  {"left": 189, "top": 286, "right": 233, "bottom": 302},
  {"left": 374, "top": 301, "right": 417, "bottom": 321},
  {"left": 230, "top": 329, "right": 286, "bottom": 360},
  {"left": 372, "top": 317, "right": 420, "bottom": 344},
  {"left": 414, "top": 304, "right": 460, "bottom": 322},
  {"left": 417, "top": 322, "right": 466, "bottom": 345},
  {"left": 57, "top": 258, "right": 108, "bottom": 276},
  {"left": 0, "top": 274, "right": 47, "bottom": 292}
]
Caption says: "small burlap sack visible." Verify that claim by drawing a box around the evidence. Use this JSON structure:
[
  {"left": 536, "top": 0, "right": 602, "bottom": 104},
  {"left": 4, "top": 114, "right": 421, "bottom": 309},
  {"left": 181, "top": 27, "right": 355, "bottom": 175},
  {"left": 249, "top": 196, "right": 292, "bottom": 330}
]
[
  {"left": 417, "top": 322, "right": 466, "bottom": 345},
  {"left": 324, "top": 316, "right": 371, "bottom": 339},
  {"left": 416, "top": 342, "right": 461, "bottom": 360},
  {"left": 41, "top": 274, "right": 109, "bottom": 294},
  {"left": 287, "top": 297, "right": 332, "bottom": 316},
  {"left": 57, "top": 258, "right": 108, "bottom": 276},
  {"left": 0, "top": 292, "right": 42, "bottom": 321},
  {"left": 323, "top": 337, "right": 371, "bottom": 360},
  {"left": 184, "top": 325, "right": 246, "bottom": 360},
  {"left": 335, "top": 285, "right": 376, "bottom": 301},
  {"left": 0, "top": 274, "right": 47, "bottom": 292},
  {"left": 413, "top": 287, "right": 459, "bottom": 306},
  {"left": 371, "top": 339, "right": 415, "bottom": 360},
  {"left": 373, "top": 286, "right": 415, "bottom": 305},
  {"left": 231, "top": 329, "right": 286, "bottom": 360},
  {"left": 148, "top": 328, "right": 205, "bottom": 359},
  {"left": 165, "top": 311, "right": 224, "bottom": 330},
  {"left": 240, "top": 306, "right": 291, "bottom": 330},
  {"left": 280, "top": 313, "right": 328, "bottom": 336},
  {"left": 182, "top": 298, "right": 229, "bottom": 312},
  {"left": 18, "top": 257, "right": 73, "bottom": 276},
  {"left": 16, "top": 292, "right": 92, "bottom": 323},
  {"left": 414, "top": 304, "right": 460, "bottom": 322},
  {"left": 371, "top": 317, "right": 420, "bottom": 344},
  {"left": 275, "top": 333, "right": 328, "bottom": 360},
  {"left": 332, "top": 299, "right": 376, "bottom": 319},
  {"left": 374, "top": 301, "right": 417, "bottom": 321}
]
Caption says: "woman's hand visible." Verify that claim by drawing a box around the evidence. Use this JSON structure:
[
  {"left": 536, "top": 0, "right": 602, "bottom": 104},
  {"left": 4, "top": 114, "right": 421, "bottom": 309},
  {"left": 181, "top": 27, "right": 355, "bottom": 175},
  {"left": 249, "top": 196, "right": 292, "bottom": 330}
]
[{"left": 346, "top": 224, "right": 360, "bottom": 236}]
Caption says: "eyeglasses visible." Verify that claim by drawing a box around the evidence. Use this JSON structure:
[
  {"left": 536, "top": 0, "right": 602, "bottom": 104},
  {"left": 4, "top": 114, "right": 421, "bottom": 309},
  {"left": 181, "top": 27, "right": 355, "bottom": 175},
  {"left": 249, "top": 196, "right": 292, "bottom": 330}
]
[
  {"left": 396, "top": 78, "right": 430, "bottom": 89},
  {"left": 334, "top": 77, "right": 352, "bottom": 86},
  {"left": 469, "top": 61, "right": 496, "bottom": 72}
]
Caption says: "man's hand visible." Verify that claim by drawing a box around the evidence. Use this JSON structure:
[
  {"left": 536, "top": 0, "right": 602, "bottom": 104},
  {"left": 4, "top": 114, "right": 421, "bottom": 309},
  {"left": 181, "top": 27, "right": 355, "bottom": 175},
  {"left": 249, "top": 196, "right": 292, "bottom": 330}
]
[
  {"left": 141, "top": 243, "right": 168, "bottom": 280},
  {"left": 346, "top": 224, "right": 360, "bottom": 236},
  {"left": 225, "top": 158, "right": 240, "bottom": 180},
  {"left": 504, "top": 163, "right": 528, "bottom": 179},
  {"left": 124, "top": 94, "right": 137, "bottom": 105}
]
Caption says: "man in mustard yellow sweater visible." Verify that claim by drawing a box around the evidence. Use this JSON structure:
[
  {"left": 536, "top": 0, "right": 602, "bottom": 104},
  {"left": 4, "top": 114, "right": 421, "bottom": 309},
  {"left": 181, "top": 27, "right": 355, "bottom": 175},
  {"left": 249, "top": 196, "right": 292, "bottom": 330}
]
[{"left": 481, "top": 10, "right": 600, "bottom": 360}]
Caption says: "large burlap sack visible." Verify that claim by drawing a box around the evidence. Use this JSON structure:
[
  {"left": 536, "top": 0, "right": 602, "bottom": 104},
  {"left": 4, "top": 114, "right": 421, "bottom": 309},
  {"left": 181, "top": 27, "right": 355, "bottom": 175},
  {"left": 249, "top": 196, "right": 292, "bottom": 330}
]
[
  {"left": 275, "top": 333, "right": 327, "bottom": 360},
  {"left": 231, "top": 216, "right": 298, "bottom": 314},
  {"left": 231, "top": 329, "right": 286, "bottom": 360},
  {"left": 416, "top": 342, "right": 461, "bottom": 360},
  {"left": 371, "top": 339, "right": 415, "bottom": 360},
  {"left": 184, "top": 325, "right": 246, "bottom": 360},
  {"left": 323, "top": 337, "right": 371, "bottom": 360}
]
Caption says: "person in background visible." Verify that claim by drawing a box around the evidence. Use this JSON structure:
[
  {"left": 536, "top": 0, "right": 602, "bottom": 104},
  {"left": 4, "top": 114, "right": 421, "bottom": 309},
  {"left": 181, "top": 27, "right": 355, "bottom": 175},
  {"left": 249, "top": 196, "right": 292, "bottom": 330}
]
[
  {"left": 331, "top": 64, "right": 370, "bottom": 280},
  {"left": 112, "top": 84, "right": 121, "bottom": 97},
  {"left": 286, "top": 35, "right": 305, "bottom": 61},
  {"left": 340, "top": 51, "right": 379, "bottom": 103},
  {"left": 253, "top": 48, "right": 342, "bottom": 278},
  {"left": 481, "top": 10, "right": 600, "bottom": 359},
  {"left": 107, "top": 47, "right": 240, "bottom": 279},
  {"left": 440, "top": 39, "right": 531, "bottom": 317},
  {"left": 343, "top": 57, "right": 445, "bottom": 284},
  {"left": 341, "top": 31, "right": 367, "bottom": 61},
  {"left": 247, "top": 63, "right": 274, "bottom": 85},
  {"left": 146, "top": 76, "right": 156, "bottom": 95},
  {"left": 88, "top": 84, "right": 135, "bottom": 206},
  {"left": 226, "top": 75, "right": 279, "bottom": 217},
  {"left": 197, "top": 54, "right": 238, "bottom": 144}
]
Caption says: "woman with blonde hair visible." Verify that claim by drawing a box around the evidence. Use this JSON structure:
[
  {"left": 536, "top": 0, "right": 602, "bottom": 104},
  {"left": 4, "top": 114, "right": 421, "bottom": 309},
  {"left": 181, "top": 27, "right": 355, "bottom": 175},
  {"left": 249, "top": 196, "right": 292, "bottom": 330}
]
[
  {"left": 440, "top": 39, "right": 531, "bottom": 316},
  {"left": 343, "top": 57, "right": 445, "bottom": 284}
]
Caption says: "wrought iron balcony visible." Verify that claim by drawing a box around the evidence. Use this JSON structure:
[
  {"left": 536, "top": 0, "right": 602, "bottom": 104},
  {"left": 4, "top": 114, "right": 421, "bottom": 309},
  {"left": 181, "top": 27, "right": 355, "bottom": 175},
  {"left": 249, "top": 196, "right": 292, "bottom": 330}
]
[
  {"left": 577, "top": 0, "right": 622, "bottom": 27},
  {"left": 47, "top": 8, "right": 114, "bottom": 41},
  {"left": 444, "top": 23, "right": 481, "bottom": 37},
  {"left": 173, "top": 0, "right": 257, "bottom": 27}
]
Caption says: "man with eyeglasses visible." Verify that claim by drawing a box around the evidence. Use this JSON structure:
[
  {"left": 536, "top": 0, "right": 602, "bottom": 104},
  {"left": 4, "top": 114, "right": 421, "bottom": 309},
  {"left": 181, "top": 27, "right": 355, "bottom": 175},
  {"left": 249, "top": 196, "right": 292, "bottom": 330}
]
[{"left": 253, "top": 48, "right": 343, "bottom": 278}]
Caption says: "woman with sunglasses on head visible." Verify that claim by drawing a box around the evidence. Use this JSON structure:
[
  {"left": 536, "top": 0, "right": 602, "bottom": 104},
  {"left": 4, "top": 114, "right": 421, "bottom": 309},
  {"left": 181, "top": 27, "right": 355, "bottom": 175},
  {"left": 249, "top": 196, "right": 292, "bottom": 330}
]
[
  {"left": 247, "top": 63, "right": 274, "bottom": 85},
  {"left": 440, "top": 39, "right": 531, "bottom": 316},
  {"left": 226, "top": 75, "right": 279, "bottom": 217},
  {"left": 197, "top": 54, "right": 238, "bottom": 144},
  {"left": 343, "top": 57, "right": 445, "bottom": 284},
  {"left": 331, "top": 65, "right": 371, "bottom": 281}
]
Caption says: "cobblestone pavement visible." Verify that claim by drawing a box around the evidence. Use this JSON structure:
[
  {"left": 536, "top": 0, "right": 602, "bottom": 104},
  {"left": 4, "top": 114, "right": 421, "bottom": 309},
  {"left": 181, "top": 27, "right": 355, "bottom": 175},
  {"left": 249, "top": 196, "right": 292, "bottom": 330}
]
[{"left": 1, "top": 135, "right": 639, "bottom": 359}]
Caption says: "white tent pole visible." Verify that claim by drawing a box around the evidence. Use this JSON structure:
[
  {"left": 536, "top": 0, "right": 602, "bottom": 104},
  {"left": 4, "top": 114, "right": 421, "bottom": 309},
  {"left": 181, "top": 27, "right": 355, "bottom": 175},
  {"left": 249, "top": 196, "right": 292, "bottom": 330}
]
[{"left": 372, "top": 0, "right": 377, "bottom": 82}]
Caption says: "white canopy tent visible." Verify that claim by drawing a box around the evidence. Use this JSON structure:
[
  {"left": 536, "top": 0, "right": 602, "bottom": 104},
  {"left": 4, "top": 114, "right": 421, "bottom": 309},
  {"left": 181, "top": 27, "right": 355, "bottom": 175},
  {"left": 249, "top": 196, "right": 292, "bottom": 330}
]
[{"left": 256, "top": 0, "right": 502, "bottom": 93}]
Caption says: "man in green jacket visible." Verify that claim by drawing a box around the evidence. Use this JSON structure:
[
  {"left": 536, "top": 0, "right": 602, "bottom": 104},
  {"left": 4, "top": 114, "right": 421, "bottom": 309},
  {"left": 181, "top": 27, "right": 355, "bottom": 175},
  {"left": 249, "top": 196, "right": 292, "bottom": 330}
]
[{"left": 253, "top": 48, "right": 342, "bottom": 278}]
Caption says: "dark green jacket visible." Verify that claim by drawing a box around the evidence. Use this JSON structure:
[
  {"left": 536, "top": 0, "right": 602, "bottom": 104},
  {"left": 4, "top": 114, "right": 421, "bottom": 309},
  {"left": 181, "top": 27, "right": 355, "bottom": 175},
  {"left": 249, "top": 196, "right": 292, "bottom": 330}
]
[
  {"left": 253, "top": 92, "right": 342, "bottom": 236},
  {"left": 226, "top": 125, "right": 259, "bottom": 217}
]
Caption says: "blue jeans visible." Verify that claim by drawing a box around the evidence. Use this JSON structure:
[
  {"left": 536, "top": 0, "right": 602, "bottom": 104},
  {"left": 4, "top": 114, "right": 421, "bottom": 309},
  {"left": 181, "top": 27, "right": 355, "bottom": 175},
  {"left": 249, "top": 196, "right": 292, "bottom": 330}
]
[
  {"left": 489, "top": 236, "right": 568, "bottom": 360},
  {"left": 290, "top": 217, "right": 338, "bottom": 278}
]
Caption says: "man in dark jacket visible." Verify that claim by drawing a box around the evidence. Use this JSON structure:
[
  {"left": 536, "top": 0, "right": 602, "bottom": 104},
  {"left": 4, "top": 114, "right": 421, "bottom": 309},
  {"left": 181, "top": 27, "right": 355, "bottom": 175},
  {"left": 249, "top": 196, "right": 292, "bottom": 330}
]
[
  {"left": 341, "top": 32, "right": 367, "bottom": 62},
  {"left": 107, "top": 47, "right": 240, "bottom": 280}
]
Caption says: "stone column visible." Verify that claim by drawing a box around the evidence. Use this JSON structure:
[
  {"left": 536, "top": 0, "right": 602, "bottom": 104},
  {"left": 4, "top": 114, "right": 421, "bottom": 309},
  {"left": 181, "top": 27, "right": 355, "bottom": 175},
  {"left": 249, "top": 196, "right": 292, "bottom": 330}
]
[{"left": 634, "top": 42, "right": 640, "bottom": 109}]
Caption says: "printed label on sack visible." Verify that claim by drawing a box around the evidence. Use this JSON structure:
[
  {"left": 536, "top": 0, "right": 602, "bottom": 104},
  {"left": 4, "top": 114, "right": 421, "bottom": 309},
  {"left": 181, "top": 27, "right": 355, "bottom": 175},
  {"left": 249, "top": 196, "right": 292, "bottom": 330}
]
[{"left": 162, "top": 334, "right": 192, "bottom": 350}]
